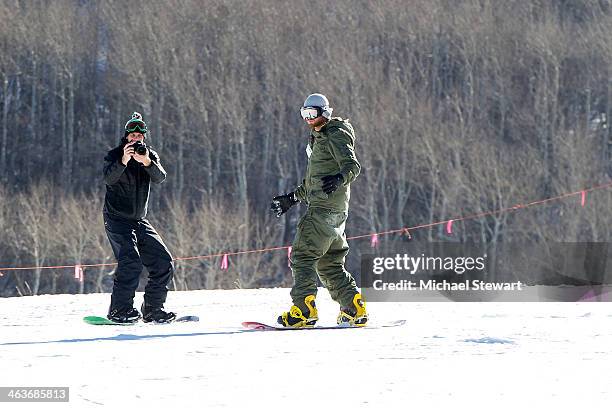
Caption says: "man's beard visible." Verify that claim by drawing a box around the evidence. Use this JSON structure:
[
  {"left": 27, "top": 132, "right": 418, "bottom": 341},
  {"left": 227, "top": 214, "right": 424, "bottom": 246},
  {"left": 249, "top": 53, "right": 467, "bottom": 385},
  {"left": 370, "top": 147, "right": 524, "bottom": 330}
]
[{"left": 307, "top": 117, "right": 327, "bottom": 129}]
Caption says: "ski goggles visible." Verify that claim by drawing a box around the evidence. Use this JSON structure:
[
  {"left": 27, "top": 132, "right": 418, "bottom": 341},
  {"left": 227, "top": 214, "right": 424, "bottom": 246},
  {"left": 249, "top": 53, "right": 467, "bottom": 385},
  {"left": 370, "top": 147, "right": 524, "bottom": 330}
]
[
  {"left": 300, "top": 106, "right": 321, "bottom": 120},
  {"left": 125, "top": 121, "right": 147, "bottom": 134}
]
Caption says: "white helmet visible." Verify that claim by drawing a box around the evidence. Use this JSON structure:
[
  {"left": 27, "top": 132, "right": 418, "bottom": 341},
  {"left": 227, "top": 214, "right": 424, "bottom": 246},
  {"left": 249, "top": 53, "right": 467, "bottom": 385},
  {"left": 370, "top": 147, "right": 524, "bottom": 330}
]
[{"left": 301, "top": 93, "right": 333, "bottom": 120}]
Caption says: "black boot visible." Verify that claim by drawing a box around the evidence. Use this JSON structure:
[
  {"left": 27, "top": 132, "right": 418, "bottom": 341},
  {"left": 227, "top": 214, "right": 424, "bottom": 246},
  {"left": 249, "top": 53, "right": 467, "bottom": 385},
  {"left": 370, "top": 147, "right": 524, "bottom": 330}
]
[
  {"left": 107, "top": 306, "right": 141, "bottom": 323},
  {"left": 141, "top": 303, "right": 176, "bottom": 323}
]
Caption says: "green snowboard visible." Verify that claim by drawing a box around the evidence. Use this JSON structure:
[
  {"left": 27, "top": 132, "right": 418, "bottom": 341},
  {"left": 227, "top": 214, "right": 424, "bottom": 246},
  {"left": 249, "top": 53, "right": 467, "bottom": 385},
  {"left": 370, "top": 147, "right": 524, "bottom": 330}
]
[
  {"left": 83, "top": 315, "right": 199, "bottom": 325},
  {"left": 83, "top": 316, "right": 136, "bottom": 325}
]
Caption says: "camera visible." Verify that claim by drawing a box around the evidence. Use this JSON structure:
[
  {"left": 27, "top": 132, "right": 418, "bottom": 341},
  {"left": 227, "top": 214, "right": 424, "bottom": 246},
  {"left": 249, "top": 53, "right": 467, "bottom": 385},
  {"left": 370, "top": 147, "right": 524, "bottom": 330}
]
[{"left": 132, "top": 141, "right": 147, "bottom": 155}]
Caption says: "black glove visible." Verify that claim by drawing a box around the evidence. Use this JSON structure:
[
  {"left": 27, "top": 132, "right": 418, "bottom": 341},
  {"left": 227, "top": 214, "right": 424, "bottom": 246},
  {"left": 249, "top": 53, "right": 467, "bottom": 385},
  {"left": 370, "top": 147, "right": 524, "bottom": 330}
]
[
  {"left": 321, "top": 174, "right": 344, "bottom": 195},
  {"left": 270, "top": 192, "right": 298, "bottom": 217}
]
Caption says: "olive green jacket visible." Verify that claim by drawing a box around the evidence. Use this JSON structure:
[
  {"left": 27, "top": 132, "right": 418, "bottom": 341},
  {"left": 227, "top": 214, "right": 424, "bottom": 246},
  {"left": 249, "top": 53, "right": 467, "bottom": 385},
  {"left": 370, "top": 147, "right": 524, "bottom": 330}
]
[{"left": 294, "top": 117, "right": 360, "bottom": 212}]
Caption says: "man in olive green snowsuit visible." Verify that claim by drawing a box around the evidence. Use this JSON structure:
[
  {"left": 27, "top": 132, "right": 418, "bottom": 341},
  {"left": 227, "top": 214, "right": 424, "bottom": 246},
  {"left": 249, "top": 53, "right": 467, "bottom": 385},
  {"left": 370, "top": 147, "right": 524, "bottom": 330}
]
[{"left": 271, "top": 93, "right": 368, "bottom": 328}]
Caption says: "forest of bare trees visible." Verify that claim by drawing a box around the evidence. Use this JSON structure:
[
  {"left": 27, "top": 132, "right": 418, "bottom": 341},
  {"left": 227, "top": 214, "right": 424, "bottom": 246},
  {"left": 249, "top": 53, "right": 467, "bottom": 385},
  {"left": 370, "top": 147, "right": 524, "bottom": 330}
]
[{"left": 0, "top": 0, "right": 611, "bottom": 297}]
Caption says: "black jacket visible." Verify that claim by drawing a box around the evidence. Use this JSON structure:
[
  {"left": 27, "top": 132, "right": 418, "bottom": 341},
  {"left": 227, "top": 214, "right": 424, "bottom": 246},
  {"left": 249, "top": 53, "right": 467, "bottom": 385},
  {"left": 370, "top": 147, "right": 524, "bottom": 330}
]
[{"left": 103, "top": 144, "right": 167, "bottom": 220}]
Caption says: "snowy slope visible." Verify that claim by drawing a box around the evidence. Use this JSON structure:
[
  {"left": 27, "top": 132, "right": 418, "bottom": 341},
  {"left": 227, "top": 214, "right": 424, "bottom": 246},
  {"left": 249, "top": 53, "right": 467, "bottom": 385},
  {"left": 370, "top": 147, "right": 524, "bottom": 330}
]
[{"left": 1, "top": 288, "right": 611, "bottom": 408}]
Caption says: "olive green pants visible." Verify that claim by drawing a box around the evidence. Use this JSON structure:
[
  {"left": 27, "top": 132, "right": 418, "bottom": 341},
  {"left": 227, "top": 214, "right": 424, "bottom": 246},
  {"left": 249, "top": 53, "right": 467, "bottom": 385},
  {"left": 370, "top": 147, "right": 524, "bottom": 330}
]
[{"left": 289, "top": 207, "right": 358, "bottom": 311}]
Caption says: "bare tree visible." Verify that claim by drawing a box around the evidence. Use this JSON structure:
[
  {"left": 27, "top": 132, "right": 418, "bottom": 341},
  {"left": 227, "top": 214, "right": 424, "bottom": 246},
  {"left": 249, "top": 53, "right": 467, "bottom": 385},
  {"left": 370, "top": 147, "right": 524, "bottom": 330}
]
[{"left": 10, "top": 185, "right": 57, "bottom": 295}]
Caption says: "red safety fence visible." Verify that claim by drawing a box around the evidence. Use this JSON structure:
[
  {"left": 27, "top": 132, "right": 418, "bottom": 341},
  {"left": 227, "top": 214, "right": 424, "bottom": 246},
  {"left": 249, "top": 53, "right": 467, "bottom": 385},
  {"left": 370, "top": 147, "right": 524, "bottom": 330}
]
[{"left": 0, "top": 181, "right": 611, "bottom": 277}]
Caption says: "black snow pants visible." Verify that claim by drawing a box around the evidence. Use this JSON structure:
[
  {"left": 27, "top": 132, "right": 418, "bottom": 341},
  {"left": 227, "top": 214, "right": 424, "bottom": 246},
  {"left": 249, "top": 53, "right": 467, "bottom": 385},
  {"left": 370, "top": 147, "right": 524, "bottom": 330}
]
[{"left": 104, "top": 213, "right": 174, "bottom": 311}]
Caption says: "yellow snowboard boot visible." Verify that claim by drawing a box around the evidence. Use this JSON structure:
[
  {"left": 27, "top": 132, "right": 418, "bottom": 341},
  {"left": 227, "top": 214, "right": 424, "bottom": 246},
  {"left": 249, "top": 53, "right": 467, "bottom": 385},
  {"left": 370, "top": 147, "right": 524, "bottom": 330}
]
[
  {"left": 337, "top": 293, "right": 368, "bottom": 327},
  {"left": 278, "top": 294, "right": 318, "bottom": 328}
]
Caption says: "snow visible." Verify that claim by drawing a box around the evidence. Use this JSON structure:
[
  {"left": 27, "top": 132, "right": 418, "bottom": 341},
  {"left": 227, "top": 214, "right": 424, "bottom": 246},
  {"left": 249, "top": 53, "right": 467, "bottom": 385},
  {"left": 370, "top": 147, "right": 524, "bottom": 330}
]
[{"left": 1, "top": 288, "right": 611, "bottom": 407}]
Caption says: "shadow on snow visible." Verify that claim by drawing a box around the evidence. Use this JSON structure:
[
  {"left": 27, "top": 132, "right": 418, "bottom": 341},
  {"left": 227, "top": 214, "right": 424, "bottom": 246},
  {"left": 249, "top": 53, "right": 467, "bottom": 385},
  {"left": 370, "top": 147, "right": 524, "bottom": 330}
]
[{"left": 0, "top": 329, "right": 264, "bottom": 346}]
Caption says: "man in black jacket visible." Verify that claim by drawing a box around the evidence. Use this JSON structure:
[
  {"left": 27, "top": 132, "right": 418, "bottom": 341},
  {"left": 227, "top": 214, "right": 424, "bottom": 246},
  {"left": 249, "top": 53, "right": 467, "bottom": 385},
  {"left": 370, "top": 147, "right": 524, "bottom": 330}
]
[{"left": 103, "top": 112, "right": 175, "bottom": 323}]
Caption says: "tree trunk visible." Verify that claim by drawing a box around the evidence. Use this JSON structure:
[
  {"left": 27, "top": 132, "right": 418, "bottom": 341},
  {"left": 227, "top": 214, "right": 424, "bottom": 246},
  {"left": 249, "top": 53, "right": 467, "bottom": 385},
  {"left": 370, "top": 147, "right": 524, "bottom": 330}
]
[
  {"left": 30, "top": 54, "right": 37, "bottom": 141},
  {"left": 1, "top": 75, "right": 9, "bottom": 179},
  {"left": 33, "top": 252, "right": 41, "bottom": 295},
  {"left": 606, "top": 79, "right": 612, "bottom": 177},
  {"left": 173, "top": 111, "right": 185, "bottom": 202},
  {"left": 66, "top": 72, "right": 75, "bottom": 189}
]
